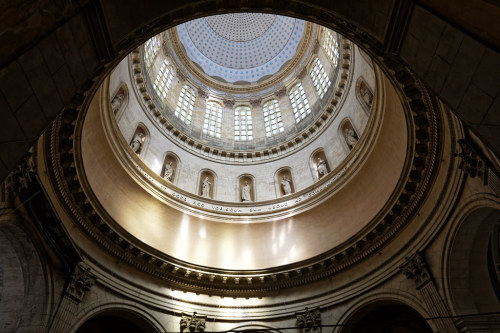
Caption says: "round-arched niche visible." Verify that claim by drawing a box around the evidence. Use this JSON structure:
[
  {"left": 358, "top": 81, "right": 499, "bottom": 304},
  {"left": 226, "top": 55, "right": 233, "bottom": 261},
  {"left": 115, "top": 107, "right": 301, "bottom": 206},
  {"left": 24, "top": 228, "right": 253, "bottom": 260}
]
[{"left": 76, "top": 13, "right": 424, "bottom": 273}]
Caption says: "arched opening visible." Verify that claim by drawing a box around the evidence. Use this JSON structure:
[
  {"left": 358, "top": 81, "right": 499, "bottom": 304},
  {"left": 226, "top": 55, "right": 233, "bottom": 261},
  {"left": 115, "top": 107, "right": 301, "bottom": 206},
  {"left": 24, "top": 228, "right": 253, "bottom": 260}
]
[
  {"left": 340, "top": 302, "right": 433, "bottom": 333},
  {"left": 75, "top": 310, "right": 159, "bottom": 333},
  {"left": 339, "top": 118, "right": 360, "bottom": 152},
  {"left": 448, "top": 207, "right": 500, "bottom": 321}
]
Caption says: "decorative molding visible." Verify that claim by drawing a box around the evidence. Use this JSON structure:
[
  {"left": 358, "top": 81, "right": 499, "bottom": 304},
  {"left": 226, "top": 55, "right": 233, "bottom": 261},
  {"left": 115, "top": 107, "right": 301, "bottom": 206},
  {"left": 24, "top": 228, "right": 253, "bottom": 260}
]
[
  {"left": 455, "top": 139, "right": 483, "bottom": 179},
  {"left": 2, "top": 150, "right": 35, "bottom": 201},
  {"left": 400, "top": 251, "right": 431, "bottom": 289},
  {"left": 250, "top": 98, "right": 262, "bottom": 107},
  {"left": 65, "top": 263, "right": 95, "bottom": 302},
  {"left": 275, "top": 86, "right": 287, "bottom": 98},
  {"left": 180, "top": 312, "right": 206, "bottom": 333},
  {"left": 223, "top": 99, "right": 235, "bottom": 107},
  {"left": 197, "top": 88, "right": 208, "bottom": 99},
  {"left": 298, "top": 67, "right": 307, "bottom": 79},
  {"left": 296, "top": 307, "right": 321, "bottom": 333},
  {"left": 176, "top": 69, "right": 188, "bottom": 82}
]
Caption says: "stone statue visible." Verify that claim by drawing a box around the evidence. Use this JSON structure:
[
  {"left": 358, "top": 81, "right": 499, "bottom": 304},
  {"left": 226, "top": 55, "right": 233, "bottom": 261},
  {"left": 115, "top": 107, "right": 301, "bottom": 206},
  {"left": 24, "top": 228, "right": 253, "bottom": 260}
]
[
  {"left": 242, "top": 180, "right": 252, "bottom": 202},
  {"left": 163, "top": 161, "right": 174, "bottom": 182},
  {"left": 130, "top": 133, "right": 143, "bottom": 154},
  {"left": 317, "top": 157, "right": 328, "bottom": 178},
  {"left": 201, "top": 176, "right": 211, "bottom": 198},
  {"left": 281, "top": 175, "right": 292, "bottom": 195},
  {"left": 360, "top": 85, "right": 373, "bottom": 107},
  {"left": 345, "top": 128, "right": 358, "bottom": 149},
  {"left": 111, "top": 91, "right": 125, "bottom": 114}
]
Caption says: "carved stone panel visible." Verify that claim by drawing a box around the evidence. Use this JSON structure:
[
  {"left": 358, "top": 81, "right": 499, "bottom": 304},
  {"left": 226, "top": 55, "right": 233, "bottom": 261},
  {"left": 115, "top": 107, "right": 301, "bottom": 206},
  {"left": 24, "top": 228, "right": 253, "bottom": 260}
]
[
  {"left": 296, "top": 307, "right": 321, "bottom": 333},
  {"left": 180, "top": 312, "right": 206, "bottom": 333}
]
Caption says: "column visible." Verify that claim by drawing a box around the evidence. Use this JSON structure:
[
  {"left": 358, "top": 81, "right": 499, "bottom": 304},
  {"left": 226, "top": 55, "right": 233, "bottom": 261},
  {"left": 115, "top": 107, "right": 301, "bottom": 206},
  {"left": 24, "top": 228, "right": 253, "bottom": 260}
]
[{"left": 400, "top": 252, "right": 459, "bottom": 333}]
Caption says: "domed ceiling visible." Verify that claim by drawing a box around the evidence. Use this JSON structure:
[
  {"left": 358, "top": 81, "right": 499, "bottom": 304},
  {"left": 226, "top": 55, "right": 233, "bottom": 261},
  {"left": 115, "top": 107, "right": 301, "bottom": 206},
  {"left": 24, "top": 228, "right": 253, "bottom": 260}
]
[{"left": 177, "top": 14, "right": 304, "bottom": 84}]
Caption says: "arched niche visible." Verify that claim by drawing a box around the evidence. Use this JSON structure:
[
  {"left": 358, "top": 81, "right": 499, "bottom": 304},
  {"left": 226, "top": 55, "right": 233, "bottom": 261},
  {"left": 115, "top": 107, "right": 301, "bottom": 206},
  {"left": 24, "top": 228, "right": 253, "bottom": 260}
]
[
  {"left": 160, "top": 152, "right": 179, "bottom": 184},
  {"left": 275, "top": 167, "right": 295, "bottom": 197},
  {"left": 339, "top": 118, "right": 360, "bottom": 152},
  {"left": 74, "top": 309, "right": 160, "bottom": 333},
  {"left": 198, "top": 169, "right": 216, "bottom": 199},
  {"left": 310, "top": 149, "right": 330, "bottom": 181},
  {"left": 447, "top": 206, "right": 500, "bottom": 324},
  {"left": 129, "top": 123, "right": 149, "bottom": 157},
  {"left": 356, "top": 77, "right": 374, "bottom": 114},
  {"left": 238, "top": 174, "right": 255, "bottom": 202},
  {"left": 339, "top": 301, "right": 433, "bottom": 333},
  {"left": 110, "top": 83, "right": 128, "bottom": 121}
]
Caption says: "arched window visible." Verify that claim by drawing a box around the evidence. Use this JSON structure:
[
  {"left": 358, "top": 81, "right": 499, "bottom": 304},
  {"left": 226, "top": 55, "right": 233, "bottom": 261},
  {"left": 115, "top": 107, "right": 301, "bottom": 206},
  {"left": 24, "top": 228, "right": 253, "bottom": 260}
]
[
  {"left": 263, "top": 99, "right": 284, "bottom": 137},
  {"left": 153, "top": 60, "right": 174, "bottom": 101},
  {"left": 175, "top": 85, "right": 195, "bottom": 125},
  {"left": 203, "top": 101, "right": 222, "bottom": 138},
  {"left": 289, "top": 83, "right": 311, "bottom": 123},
  {"left": 321, "top": 27, "right": 339, "bottom": 67},
  {"left": 143, "top": 35, "right": 161, "bottom": 68},
  {"left": 309, "top": 57, "right": 331, "bottom": 99},
  {"left": 234, "top": 106, "right": 253, "bottom": 141}
]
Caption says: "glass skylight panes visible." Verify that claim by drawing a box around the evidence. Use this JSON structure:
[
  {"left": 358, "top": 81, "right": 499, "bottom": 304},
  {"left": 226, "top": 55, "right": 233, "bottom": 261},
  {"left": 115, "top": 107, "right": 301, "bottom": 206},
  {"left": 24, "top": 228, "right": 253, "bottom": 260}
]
[
  {"left": 175, "top": 85, "right": 195, "bottom": 125},
  {"left": 234, "top": 106, "right": 253, "bottom": 141},
  {"left": 203, "top": 101, "right": 223, "bottom": 138},
  {"left": 263, "top": 99, "right": 284, "bottom": 137},
  {"left": 309, "top": 57, "right": 331, "bottom": 99},
  {"left": 144, "top": 35, "right": 161, "bottom": 68},
  {"left": 153, "top": 60, "right": 174, "bottom": 101},
  {"left": 321, "top": 27, "right": 339, "bottom": 68},
  {"left": 289, "top": 83, "right": 311, "bottom": 123}
]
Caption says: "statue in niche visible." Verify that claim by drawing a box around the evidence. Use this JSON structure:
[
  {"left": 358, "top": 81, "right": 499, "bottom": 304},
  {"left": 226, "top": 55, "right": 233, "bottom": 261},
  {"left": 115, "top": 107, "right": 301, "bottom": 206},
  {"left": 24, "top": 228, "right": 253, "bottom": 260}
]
[
  {"left": 242, "top": 180, "right": 252, "bottom": 202},
  {"left": 345, "top": 128, "right": 359, "bottom": 149},
  {"left": 281, "top": 175, "right": 292, "bottom": 195},
  {"left": 163, "top": 161, "right": 174, "bottom": 182},
  {"left": 111, "top": 91, "right": 125, "bottom": 114},
  {"left": 130, "top": 133, "right": 143, "bottom": 154},
  {"left": 360, "top": 85, "right": 373, "bottom": 107},
  {"left": 317, "top": 157, "right": 328, "bottom": 178},
  {"left": 201, "top": 176, "right": 211, "bottom": 198}
]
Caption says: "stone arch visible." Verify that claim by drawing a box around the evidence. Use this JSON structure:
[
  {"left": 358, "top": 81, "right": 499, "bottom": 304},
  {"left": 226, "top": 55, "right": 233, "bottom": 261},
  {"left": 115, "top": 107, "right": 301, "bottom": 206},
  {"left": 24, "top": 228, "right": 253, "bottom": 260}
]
[
  {"left": 355, "top": 77, "right": 374, "bottom": 114},
  {"left": 310, "top": 148, "right": 330, "bottom": 181},
  {"left": 274, "top": 167, "right": 295, "bottom": 197},
  {"left": 161, "top": 151, "right": 180, "bottom": 185},
  {"left": 445, "top": 201, "right": 500, "bottom": 324},
  {"left": 339, "top": 117, "right": 360, "bottom": 152},
  {"left": 110, "top": 82, "right": 129, "bottom": 121},
  {"left": 0, "top": 222, "right": 51, "bottom": 332},
  {"left": 337, "top": 298, "right": 434, "bottom": 333},
  {"left": 71, "top": 302, "right": 164, "bottom": 333},
  {"left": 198, "top": 169, "right": 216, "bottom": 199},
  {"left": 238, "top": 174, "right": 256, "bottom": 202},
  {"left": 129, "top": 123, "right": 150, "bottom": 158}
]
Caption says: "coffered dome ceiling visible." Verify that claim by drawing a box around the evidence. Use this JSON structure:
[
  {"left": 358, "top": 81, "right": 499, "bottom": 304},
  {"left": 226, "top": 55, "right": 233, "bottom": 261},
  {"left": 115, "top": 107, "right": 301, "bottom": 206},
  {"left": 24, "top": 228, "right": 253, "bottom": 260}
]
[{"left": 178, "top": 14, "right": 304, "bottom": 83}]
